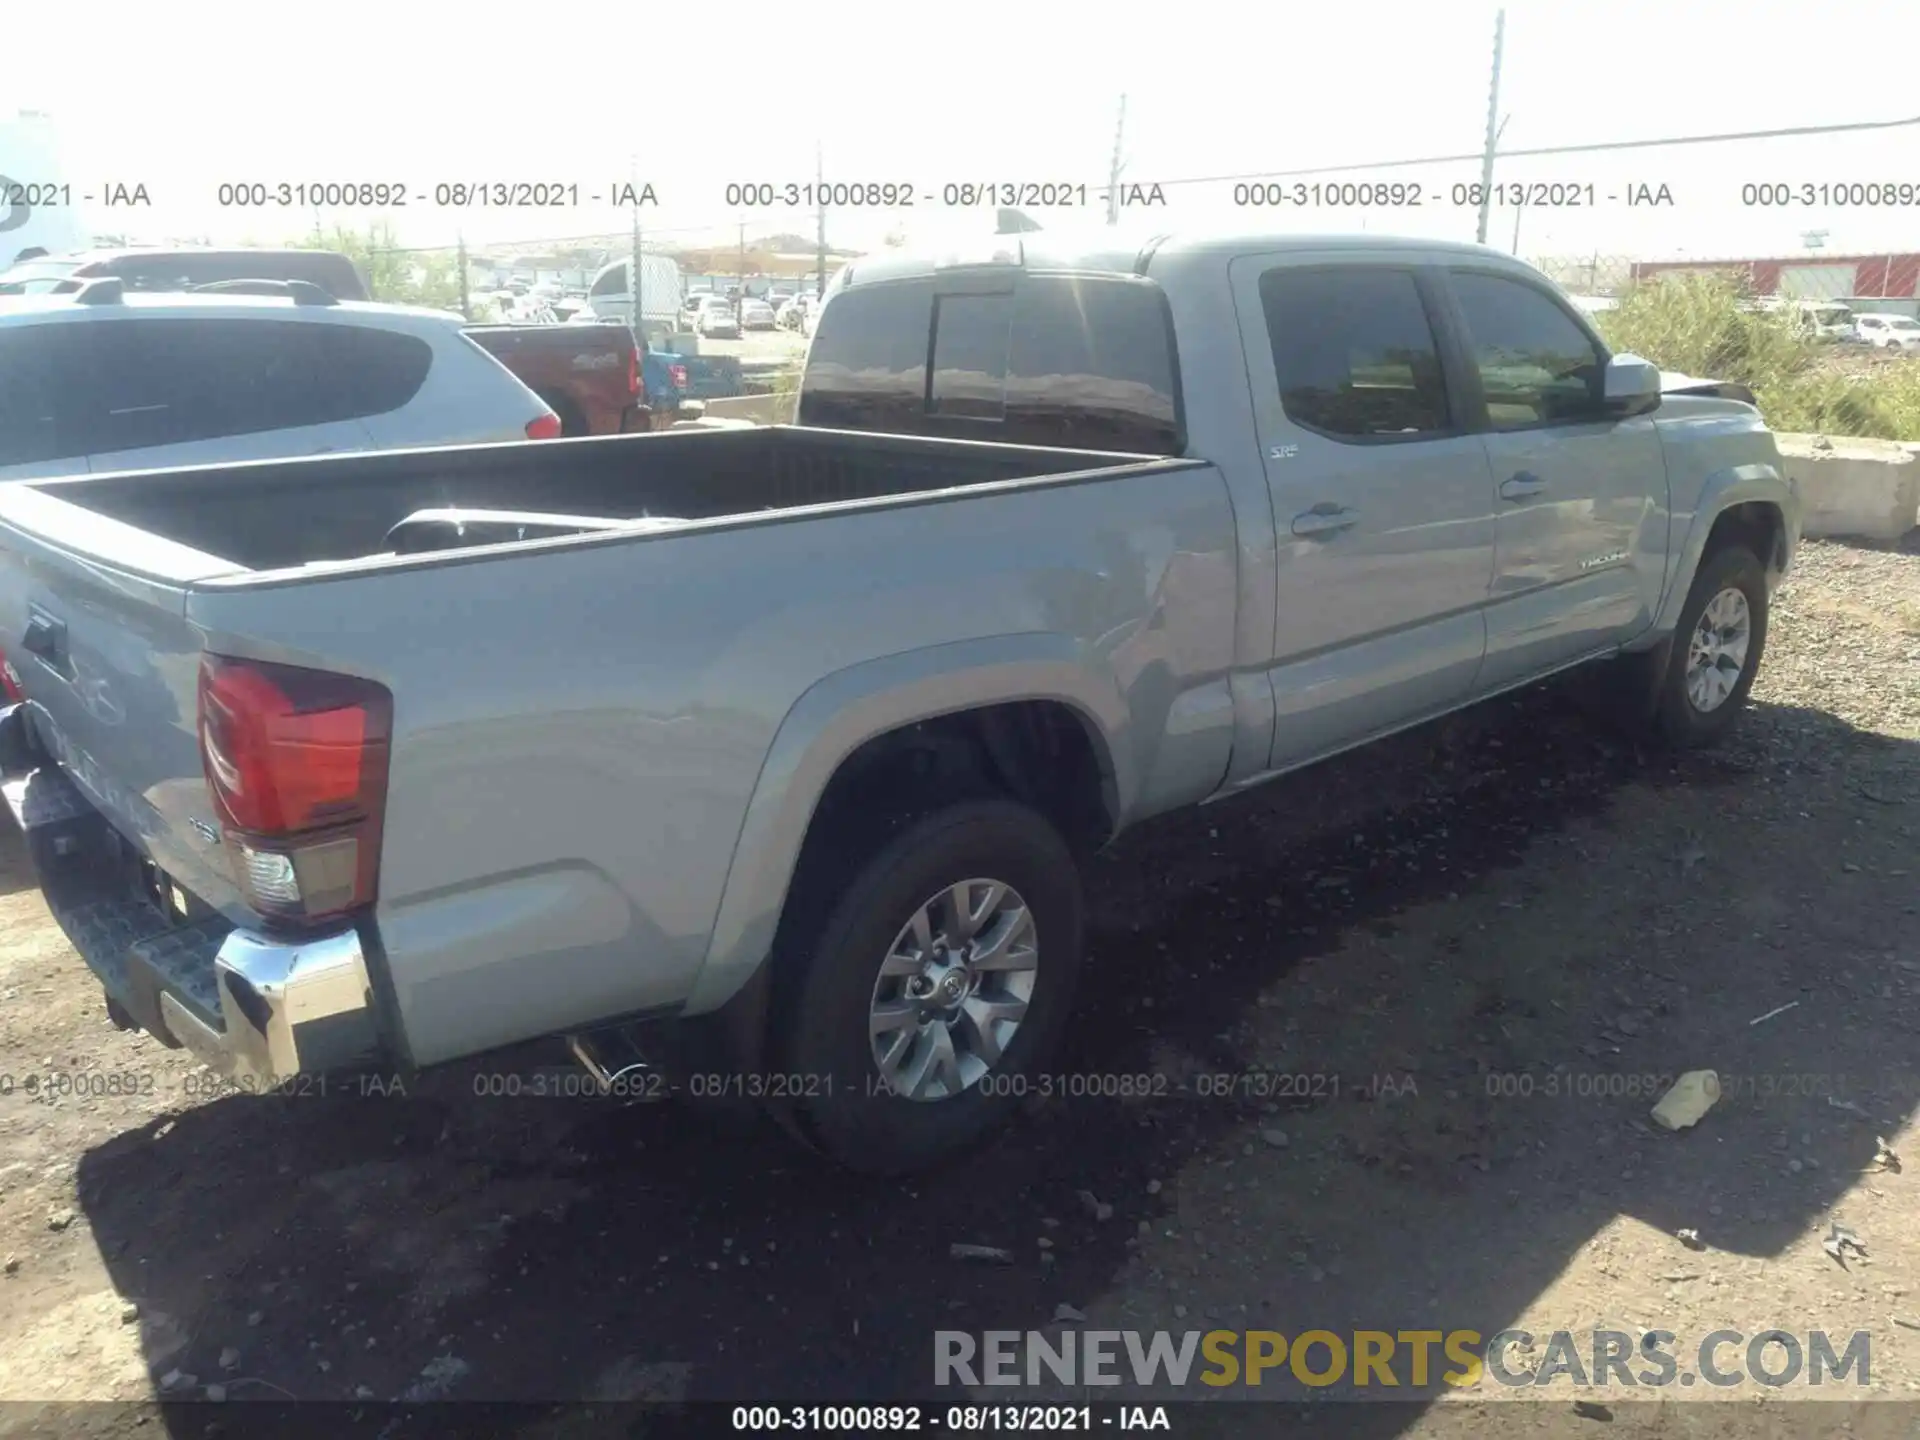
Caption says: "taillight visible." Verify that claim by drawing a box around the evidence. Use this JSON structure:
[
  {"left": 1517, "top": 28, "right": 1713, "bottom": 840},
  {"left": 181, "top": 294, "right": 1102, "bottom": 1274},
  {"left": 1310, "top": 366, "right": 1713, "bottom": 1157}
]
[
  {"left": 628, "top": 350, "right": 641, "bottom": 399},
  {"left": 525, "top": 412, "right": 562, "bottom": 440},
  {"left": 197, "top": 655, "right": 392, "bottom": 928},
  {"left": 668, "top": 363, "right": 687, "bottom": 390},
  {"left": 0, "top": 649, "right": 22, "bottom": 704}
]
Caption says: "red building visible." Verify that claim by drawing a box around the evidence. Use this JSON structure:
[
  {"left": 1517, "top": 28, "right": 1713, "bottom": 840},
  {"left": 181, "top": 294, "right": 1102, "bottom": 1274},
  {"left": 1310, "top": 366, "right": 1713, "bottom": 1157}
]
[{"left": 1629, "top": 252, "right": 1920, "bottom": 300}]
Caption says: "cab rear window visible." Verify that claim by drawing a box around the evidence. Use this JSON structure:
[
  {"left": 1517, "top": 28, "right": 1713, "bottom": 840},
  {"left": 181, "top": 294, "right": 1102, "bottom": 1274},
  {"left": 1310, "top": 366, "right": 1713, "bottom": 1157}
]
[{"left": 799, "top": 273, "right": 1182, "bottom": 455}]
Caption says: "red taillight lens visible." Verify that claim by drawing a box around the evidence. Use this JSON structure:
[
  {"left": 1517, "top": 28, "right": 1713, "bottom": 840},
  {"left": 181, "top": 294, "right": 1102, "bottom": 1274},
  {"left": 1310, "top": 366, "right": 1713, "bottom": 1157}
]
[
  {"left": 669, "top": 363, "right": 687, "bottom": 389},
  {"left": 628, "top": 351, "right": 641, "bottom": 398},
  {"left": 0, "top": 649, "right": 22, "bottom": 704},
  {"left": 198, "top": 655, "right": 392, "bottom": 927},
  {"left": 525, "top": 412, "right": 562, "bottom": 440}
]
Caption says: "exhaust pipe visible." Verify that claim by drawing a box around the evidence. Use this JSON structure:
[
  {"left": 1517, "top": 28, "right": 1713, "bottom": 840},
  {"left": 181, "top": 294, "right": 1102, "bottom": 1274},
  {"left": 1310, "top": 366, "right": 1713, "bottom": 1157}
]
[{"left": 566, "top": 1026, "right": 667, "bottom": 1101}]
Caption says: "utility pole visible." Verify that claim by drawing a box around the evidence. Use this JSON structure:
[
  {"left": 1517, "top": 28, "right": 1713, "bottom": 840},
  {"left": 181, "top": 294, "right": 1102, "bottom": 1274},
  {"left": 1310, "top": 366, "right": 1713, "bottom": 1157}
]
[
  {"left": 457, "top": 231, "right": 470, "bottom": 321},
  {"left": 1510, "top": 203, "right": 1521, "bottom": 256},
  {"left": 1105, "top": 94, "right": 1128, "bottom": 226},
  {"left": 1475, "top": 8, "right": 1505, "bottom": 245},
  {"left": 738, "top": 222, "right": 747, "bottom": 299},
  {"left": 816, "top": 140, "right": 827, "bottom": 297},
  {"left": 629, "top": 153, "right": 643, "bottom": 338}
]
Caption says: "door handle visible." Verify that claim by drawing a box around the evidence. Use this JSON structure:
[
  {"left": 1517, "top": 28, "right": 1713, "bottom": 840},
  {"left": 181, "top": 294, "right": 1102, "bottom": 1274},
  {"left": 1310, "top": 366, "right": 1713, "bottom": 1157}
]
[
  {"left": 1291, "top": 505, "right": 1359, "bottom": 538},
  {"left": 21, "top": 612, "right": 65, "bottom": 668},
  {"left": 1500, "top": 472, "right": 1548, "bottom": 502}
]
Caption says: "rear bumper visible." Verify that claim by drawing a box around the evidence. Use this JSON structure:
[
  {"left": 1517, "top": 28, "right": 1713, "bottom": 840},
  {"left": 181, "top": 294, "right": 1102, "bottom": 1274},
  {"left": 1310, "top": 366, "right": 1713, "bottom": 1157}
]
[{"left": 0, "top": 705, "right": 383, "bottom": 1089}]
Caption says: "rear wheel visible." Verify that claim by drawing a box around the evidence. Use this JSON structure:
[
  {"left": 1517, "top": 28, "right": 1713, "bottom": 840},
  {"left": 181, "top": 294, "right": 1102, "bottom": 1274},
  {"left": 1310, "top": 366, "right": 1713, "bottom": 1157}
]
[{"left": 776, "top": 800, "right": 1083, "bottom": 1174}]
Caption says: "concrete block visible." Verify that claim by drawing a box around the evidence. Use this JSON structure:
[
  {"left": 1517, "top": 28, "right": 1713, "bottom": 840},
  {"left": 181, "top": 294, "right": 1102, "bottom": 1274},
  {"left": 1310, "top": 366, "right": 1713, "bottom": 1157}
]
[
  {"left": 696, "top": 393, "right": 790, "bottom": 425},
  {"left": 1774, "top": 433, "right": 1919, "bottom": 542}
]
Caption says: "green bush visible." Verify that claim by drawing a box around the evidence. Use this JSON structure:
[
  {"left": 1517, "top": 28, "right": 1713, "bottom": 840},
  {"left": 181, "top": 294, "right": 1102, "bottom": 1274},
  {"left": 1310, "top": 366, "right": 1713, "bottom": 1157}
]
[{"left": 1596, "top": 273, "right": 1920, "bottom": 441}]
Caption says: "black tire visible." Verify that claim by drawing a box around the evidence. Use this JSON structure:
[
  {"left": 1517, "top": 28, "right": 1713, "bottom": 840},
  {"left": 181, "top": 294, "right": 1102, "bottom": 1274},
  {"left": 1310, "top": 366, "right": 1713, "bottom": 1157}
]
[
  {"left": 776, "top": 799, "right": 1084, "bottom": 1175},
  {"left": 1651, "top": 543, "right": 1769, "bottom": 748}
]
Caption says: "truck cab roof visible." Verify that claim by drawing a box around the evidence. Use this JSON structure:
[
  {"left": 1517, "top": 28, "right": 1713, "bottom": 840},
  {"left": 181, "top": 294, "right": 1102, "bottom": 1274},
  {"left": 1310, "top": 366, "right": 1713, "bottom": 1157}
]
[{"left": 830, "top": 228, "right": 1531, "bottom": 290}]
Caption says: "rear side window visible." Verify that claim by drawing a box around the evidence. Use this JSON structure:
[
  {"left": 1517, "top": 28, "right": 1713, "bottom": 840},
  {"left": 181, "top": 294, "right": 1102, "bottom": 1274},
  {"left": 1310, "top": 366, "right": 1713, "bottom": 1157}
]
[
  {"left": 589, "top": 265, "right": 626, "bottom": 298},
  {"left": 1258, "top": 267, "right": 1450, "bottom": 440},
  {"left": 67, "top": 319, "right": 433, "bottom": 456},
  {"left": 801, "top": 274, "right": 1181, "bottom": 454},
  {"left": 323, "top": 326, "right": 435, "bottom": 417}
]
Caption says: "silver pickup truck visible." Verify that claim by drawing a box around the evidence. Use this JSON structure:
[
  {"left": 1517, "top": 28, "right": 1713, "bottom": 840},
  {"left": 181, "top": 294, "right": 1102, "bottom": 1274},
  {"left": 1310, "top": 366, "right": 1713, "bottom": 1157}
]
[{"left": 0, "top": 231, "right": 1799, "bottom": 1173}]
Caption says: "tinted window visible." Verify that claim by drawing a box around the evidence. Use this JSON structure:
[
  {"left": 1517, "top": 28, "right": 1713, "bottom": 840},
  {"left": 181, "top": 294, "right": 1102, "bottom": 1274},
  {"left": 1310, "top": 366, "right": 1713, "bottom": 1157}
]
[
  {"left": 797, "top": 280, "right": 933, "bottom": 432},
  {"left": 1449, "top": 271, "right": 1605, "bottom": 428},
  {"left": 1259, "top": 267, "right": 1450, "bottom": 439},
  {"left": 590, "top": 266, "right": 625, "bottom": 297},
  {"left": 72, "top": 319, "right": 431, "bottom": 455},
  {"left": 930, "top": 293, "right": 1012, "bottom": 419},
  {"left": 0, "top": 327, "right": 90, "bottom": 465},
  {"left": 801, "top": 274, "right": 1181, "bottom": 454}
]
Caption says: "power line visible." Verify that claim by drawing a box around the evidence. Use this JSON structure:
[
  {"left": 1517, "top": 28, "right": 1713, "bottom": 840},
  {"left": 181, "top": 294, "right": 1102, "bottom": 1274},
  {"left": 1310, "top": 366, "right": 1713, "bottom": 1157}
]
[{"left": 1097, "top": 112, "right": 1920, "bottom": 193}]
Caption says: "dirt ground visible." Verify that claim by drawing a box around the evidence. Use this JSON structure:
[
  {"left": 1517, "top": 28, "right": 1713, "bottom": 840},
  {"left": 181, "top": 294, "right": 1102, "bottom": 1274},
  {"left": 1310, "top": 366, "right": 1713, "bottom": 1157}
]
[{"left": 0, "top": 536, "right": 1916, "bottom": 1439}]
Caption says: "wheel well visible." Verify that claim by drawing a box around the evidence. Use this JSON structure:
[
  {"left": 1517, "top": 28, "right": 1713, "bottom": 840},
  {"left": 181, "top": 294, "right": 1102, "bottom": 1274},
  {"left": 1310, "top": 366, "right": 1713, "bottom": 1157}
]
[
  {"left": 763, "top": 702, "right": 1115, "bottom": 1021},
  {"left": 1704, "top": 501, "right": 1785, "bottom": 574},
  {"left": 803, "top": 702, "right": 1115, "bottom": 865}
]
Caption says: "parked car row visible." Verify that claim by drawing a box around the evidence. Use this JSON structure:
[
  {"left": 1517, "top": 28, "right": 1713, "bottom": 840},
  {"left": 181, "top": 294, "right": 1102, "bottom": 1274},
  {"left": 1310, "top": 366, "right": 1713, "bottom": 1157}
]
[{"left": 0, "top": 229, "right": 1798, "bottom": 1178}]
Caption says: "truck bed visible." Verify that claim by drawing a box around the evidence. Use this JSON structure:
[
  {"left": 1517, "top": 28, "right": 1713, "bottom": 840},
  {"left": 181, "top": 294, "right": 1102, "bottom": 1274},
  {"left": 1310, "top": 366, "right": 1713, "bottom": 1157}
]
[
  {"left": 0, "top": 422, "right": 1227, "bottom": 1075},
  {"left": 34, "top": 425, "right": 1141, "bottom": 575}
]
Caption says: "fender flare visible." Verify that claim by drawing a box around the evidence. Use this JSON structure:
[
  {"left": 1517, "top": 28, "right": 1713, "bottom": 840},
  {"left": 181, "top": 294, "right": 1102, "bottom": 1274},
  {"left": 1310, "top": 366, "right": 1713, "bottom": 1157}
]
[
  {"left": 681, "top": 634, "right": 1131, "bottom": 1014},
  {"left": 1652, "top": 461, "right": 1795, "bottom": 636}
]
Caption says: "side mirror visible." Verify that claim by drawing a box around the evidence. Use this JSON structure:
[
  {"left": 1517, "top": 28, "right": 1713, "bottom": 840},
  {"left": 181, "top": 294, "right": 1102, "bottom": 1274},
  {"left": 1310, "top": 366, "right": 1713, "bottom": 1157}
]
[{"left": 1602, "top": 353, "right": 1662, "bottom": 418}]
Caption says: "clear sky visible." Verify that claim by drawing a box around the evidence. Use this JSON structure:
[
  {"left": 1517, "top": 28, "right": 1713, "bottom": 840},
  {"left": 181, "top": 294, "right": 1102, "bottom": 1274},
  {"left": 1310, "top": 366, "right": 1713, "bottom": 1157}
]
[{"left": 11, "top": 0, "right": 1920, "bottom": 266}]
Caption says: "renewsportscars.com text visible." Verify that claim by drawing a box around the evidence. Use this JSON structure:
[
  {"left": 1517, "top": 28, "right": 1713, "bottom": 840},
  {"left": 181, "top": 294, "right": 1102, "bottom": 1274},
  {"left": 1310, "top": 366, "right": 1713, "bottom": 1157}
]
[{"left": 935, "top": 1328, "right": 1872, "bottom": 1391}]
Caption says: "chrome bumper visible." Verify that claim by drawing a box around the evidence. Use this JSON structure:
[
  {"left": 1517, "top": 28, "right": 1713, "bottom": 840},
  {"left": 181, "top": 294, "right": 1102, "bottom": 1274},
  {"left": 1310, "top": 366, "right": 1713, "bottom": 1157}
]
[
  {"left": 160, "top": 927, "right": 380, "bottom": 1089},
  {"left": 0, "top": 710, "right": 383, "bottom": 1088}
]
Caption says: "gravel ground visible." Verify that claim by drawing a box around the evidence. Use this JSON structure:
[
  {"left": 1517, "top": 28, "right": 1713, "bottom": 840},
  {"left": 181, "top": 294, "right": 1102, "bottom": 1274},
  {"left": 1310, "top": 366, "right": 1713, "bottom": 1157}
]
[{"left": 0, "top": 536, "right": 1915, "bottom": 1439}]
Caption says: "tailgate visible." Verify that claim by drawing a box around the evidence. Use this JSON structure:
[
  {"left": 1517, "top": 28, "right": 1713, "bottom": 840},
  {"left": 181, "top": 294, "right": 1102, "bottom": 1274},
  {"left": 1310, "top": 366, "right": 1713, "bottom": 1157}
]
[{"left": 0, "top": 495, "right": 243, "bottom": 917}]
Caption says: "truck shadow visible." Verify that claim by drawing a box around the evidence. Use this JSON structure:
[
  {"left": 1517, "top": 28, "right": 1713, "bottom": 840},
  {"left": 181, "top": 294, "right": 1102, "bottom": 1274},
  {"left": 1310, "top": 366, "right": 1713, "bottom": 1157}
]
[{"left": 70, "top": 684, "right": 1920, "bottom": 1431}]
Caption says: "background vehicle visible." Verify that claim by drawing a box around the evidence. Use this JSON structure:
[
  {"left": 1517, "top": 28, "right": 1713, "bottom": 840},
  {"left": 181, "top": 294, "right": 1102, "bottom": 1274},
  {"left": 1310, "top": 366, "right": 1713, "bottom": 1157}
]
[
  {"left": 778, "top": 293, "right": 822, "bottom": 334},
  {"left": 465, "top": 320, "right": 646, "bottom": 436},
  {"left": 0, "top": 280, "right": 558, "bottom": 481},
  {"left": 678, "top": 291, "right": 715, "bottom": 331},
  {"left": 0, "top": 247, "right": 371, "bottom": 301},
  {"left": 583, "top": 255, "right": 685, "bottom": 342},
  {"left": 1851, "top": 313, "right": 1920, "bottom": 351},
  {"left": 695, "top": 294, "right": 740, "bottom": 339},
  {"left": 0, "top": 232, "right": 1796, "bottom": 1177},
  {"left": 738, "top": 297, "right": 776, "bottom": 331}
]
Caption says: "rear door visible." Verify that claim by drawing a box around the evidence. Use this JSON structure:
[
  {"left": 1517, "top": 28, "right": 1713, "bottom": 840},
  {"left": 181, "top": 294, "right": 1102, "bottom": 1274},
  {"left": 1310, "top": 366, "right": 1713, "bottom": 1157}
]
[
  {"left": 72, "top": 316, "right": 377, "bottom": 475},
  {"left": 1436, "top": 266, "right": 1667, "bottom": 688},
  {"left": 1230, "top": 255, "right": 1497, "bottom": 772}
]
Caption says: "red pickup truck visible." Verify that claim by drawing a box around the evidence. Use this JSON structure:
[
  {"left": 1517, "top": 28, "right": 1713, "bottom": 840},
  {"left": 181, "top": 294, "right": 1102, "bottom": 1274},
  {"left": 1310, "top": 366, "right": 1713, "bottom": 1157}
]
[{"left": 464, "top": 322, "right": 651, "bottom": 437}]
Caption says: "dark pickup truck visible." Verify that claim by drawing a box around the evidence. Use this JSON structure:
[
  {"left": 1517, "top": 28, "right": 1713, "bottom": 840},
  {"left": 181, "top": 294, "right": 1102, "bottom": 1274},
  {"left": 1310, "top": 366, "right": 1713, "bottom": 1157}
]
[{"left": 464, "top": 323, "right": 649, "bottom": 437}]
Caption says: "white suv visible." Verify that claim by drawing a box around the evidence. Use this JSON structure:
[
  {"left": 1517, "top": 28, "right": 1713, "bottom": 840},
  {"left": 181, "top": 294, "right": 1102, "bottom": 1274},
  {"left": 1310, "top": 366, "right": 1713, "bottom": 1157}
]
[
  {"left": 0, "top": 279, "right": 561, "bottom": 483},
  {"left": 1851, "top": 313, "right": 1920, "bottom": 352}
]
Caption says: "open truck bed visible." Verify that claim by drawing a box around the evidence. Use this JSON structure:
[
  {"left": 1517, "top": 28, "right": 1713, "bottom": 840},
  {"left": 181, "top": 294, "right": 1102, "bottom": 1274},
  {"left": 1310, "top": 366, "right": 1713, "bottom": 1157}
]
[{"left": 0, "top": 423, "right": 1219, "bottom": 1094}]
